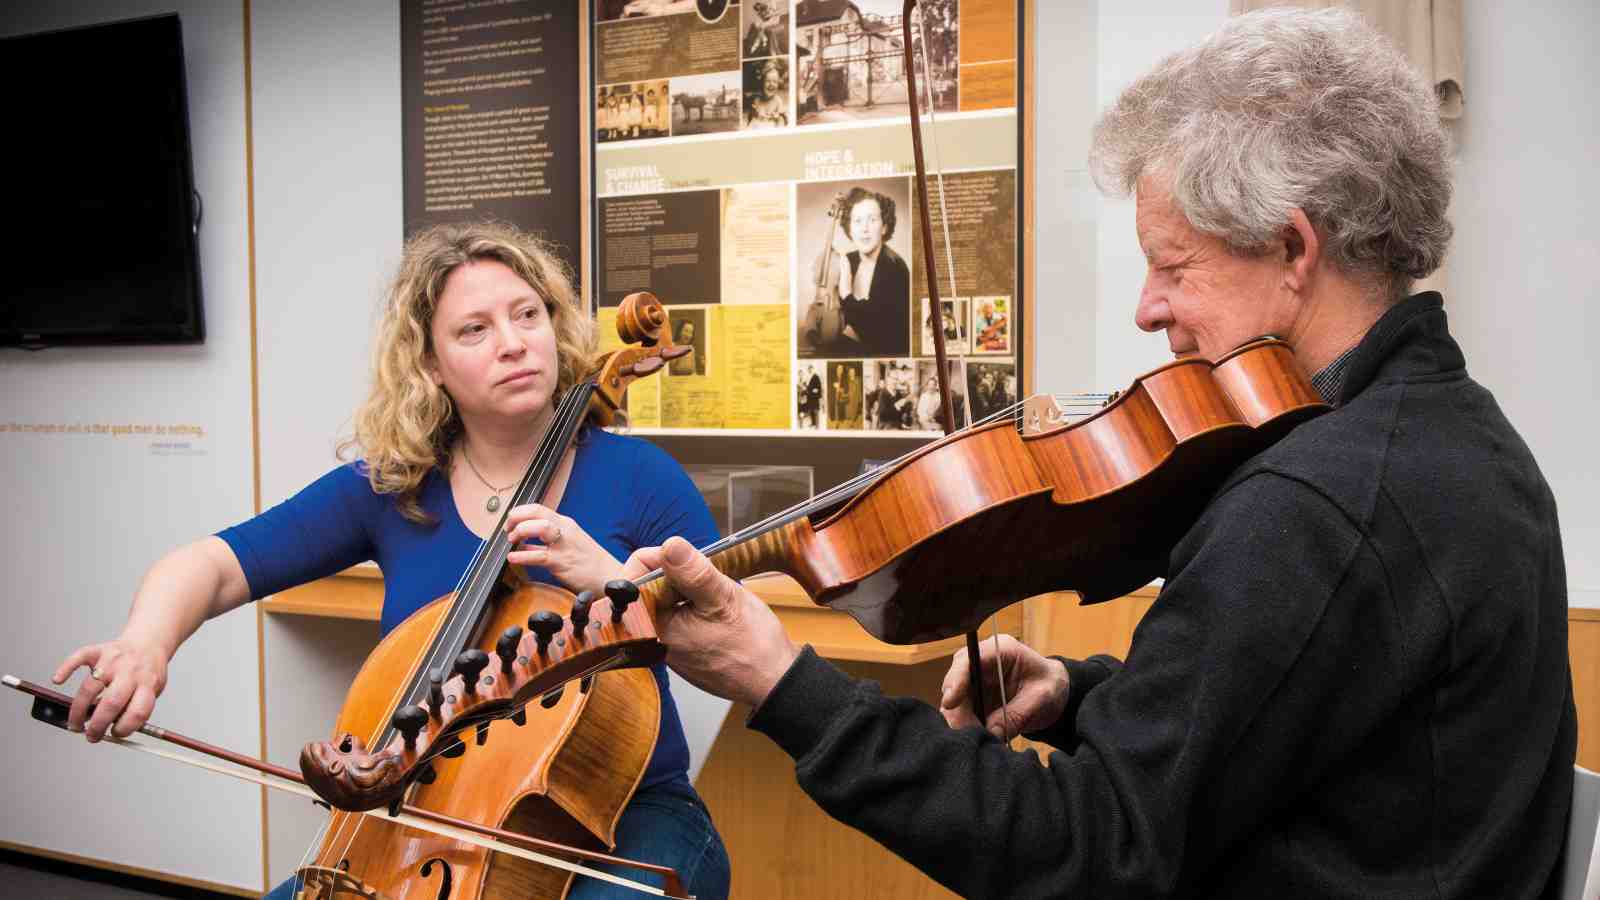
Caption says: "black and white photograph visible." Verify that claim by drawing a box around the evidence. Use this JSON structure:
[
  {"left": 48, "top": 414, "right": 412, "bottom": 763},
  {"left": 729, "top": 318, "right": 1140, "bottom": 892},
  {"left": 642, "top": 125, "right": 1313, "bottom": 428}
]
[
  {"left": 913, "top": 358, "right": 967, "bottom": 431},
  {"left": 598, "top": 0, "right": 697, "bottom": 22},
  {"left": 742, "top": 56, "right": 790, "bottom": 129},
  {"left": 796, "top": 176, "right": 913, "bottom": 360},
  {"left": 796, "top": 0, "right": 959, "bottom": 124},
  {"left": 862, "top": 358, "right": 917, "bottom": 431},
  {"left": 597, "top": 80, "right": 671, "bottom": 142},
  {"left": 965, "top": 359, "right": 1015, "bottom": 425},
  {"left": 796, "top": 361, "right": 826, "bottom": 429}
]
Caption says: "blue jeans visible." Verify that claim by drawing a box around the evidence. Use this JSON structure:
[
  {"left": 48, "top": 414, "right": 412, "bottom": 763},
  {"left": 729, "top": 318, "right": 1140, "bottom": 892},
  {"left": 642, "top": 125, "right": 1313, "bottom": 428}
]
[{"left": 264, "top": 778, "right": 729, "bottom": 900}]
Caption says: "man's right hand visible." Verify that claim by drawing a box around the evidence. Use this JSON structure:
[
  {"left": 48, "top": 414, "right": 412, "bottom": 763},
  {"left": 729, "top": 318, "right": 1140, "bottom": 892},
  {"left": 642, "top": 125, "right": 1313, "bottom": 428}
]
[{"left": 940, "top": 633, "right": 1069, "bottom": 740}]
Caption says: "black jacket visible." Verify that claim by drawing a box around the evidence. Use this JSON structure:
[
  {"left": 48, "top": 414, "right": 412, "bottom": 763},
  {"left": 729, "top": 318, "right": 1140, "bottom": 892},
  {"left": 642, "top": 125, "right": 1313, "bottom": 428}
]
[{"left": 750, "top": 293, "right": 1576, "bottom": 898}]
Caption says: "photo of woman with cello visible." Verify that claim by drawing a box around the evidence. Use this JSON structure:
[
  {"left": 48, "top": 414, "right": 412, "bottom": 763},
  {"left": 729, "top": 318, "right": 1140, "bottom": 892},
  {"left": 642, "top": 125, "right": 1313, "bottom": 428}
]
[
  {"left": 50, "top": 222, "right": 731, "bottom": 900},
  {"left": 797, "top": 178, "right": 913, "bottom": 360}
]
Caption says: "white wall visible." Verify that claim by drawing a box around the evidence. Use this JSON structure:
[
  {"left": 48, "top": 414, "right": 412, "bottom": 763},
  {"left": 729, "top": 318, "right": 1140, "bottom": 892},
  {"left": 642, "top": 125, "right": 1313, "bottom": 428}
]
[
  {"left": 1444, "top": 1, "right": 1600, "bottom": 606},
  {"left": 0, "top": 2, "right": 262, "bottom": 893}
]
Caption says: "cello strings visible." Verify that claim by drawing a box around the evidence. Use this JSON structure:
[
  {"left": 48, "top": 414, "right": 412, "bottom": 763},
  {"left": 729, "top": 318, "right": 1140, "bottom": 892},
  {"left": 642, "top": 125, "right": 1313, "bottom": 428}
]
[{"left": 315, "top": 384, "right": 591, "bottom": 872}]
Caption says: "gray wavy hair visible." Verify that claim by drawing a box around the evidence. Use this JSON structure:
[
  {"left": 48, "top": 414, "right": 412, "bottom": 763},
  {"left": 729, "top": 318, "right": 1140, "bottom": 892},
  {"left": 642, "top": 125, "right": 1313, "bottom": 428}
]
[{"left": 1090, "top": 8, "right": 1453, "bottom": 299}]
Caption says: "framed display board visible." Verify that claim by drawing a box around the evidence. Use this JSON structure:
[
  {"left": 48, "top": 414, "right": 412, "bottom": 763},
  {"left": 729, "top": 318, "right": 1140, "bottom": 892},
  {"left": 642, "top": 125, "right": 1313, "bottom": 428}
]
[{"left": 590, "top": 0, "right": 1025, "bottom": 494}]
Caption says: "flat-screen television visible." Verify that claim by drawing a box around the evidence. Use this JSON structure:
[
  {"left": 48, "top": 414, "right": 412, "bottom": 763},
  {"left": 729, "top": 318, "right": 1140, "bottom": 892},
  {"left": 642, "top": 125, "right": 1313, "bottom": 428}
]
[{"left": 0, "top": 14, "right": 204, "bottom": 348}]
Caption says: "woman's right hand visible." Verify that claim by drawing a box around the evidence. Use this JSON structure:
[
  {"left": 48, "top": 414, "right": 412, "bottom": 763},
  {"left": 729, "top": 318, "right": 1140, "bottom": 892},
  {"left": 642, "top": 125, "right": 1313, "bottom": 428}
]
[{"left": 52, "top": 637, "right": 169, "bottom": 743}]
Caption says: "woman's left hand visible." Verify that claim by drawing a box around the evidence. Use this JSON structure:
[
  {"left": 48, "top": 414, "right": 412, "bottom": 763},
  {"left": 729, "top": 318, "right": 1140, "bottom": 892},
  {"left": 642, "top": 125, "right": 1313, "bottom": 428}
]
[{"left": 504, "top": 503, "right": 625, "bottom": 596}]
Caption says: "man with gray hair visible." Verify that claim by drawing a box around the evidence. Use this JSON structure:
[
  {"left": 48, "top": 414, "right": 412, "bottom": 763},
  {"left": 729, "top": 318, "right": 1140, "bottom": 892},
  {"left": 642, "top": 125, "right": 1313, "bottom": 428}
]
[{"left": 637, "top": 9, "right": 1576, "bottom": 896}]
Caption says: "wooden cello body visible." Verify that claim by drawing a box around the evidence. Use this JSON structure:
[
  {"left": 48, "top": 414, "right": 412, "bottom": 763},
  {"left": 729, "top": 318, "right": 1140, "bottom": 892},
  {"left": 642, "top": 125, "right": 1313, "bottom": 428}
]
[{"left": 298, "top": 581, "right": 659, "bottom": 900}]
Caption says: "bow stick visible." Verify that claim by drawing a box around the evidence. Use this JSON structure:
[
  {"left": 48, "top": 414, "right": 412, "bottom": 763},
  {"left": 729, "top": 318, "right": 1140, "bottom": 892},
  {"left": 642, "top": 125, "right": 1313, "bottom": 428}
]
[
  {"left": 901, "top": 0, "right": 1013, "bottom": 729},
  {"left": 4, "top": 674, "right": 691, "bottom": 899}
]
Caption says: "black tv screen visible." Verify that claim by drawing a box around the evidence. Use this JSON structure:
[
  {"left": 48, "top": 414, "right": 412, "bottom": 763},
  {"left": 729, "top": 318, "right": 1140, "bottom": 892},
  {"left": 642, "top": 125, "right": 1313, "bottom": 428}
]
[{"left": 0, "top": 14, "right": 204, "bottom": 348}]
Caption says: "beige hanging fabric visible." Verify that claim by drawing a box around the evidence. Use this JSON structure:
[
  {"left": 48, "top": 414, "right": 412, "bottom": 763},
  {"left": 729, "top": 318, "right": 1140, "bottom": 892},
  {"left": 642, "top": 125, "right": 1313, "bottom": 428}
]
[{"left": 1228, "top": 0, "right": 1463, "bottom": 118}]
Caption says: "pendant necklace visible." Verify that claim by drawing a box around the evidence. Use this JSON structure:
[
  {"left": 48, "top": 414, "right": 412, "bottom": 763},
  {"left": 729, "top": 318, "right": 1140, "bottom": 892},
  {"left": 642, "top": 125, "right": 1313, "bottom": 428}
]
[{"left": 459, "top": 442, "right": 516, "bottom": 513}]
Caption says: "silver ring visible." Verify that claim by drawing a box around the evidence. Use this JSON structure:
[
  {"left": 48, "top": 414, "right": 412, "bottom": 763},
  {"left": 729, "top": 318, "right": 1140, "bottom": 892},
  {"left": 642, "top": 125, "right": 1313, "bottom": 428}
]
[
  {"left": 90, "top": 667, "right": 106, "bottom": 682},
  {"left": 547, "top": 525, "right": 563, "bottom": 544}
]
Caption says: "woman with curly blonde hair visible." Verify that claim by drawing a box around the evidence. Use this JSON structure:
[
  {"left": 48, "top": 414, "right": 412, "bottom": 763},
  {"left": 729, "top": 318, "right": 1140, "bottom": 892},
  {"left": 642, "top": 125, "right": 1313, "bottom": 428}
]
[{"left": 52, "top": 222, "right": 731, "bottom": 900}]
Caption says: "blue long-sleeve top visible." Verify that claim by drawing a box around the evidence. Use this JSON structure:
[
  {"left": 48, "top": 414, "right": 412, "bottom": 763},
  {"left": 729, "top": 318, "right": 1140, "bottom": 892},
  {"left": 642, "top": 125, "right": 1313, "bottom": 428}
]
[{"left": 218, "top": 426, "right": 718, "bottom": 790}]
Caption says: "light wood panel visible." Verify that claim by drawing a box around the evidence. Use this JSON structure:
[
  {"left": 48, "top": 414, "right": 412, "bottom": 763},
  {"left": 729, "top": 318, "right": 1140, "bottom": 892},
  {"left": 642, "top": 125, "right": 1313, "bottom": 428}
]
[{"left": 1572, "top": 608, "right": 1600, "bottom": 771}]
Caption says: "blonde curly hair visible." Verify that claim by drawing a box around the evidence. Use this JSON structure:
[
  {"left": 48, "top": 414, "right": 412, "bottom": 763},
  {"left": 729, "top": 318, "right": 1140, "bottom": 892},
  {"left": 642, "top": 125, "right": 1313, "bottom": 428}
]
[{"left": 342, "top": 222, "right": 596, "bottom": 523}]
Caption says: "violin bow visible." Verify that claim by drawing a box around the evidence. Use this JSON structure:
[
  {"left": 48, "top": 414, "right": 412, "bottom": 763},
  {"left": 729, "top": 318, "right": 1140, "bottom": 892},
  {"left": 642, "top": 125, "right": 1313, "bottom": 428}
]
[
  {"left": 900, "top": 0, "right": 1002, "bottom": 729},
  {"left": 3, "top": 675, "right": 692, "bottom": 899}
]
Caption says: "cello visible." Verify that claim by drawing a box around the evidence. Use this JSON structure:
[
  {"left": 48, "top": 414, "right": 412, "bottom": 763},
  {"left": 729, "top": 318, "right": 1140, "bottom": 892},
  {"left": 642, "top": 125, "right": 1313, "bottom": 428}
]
[{"left": 8, "top": 292, "right": 699, "bottom": 900}]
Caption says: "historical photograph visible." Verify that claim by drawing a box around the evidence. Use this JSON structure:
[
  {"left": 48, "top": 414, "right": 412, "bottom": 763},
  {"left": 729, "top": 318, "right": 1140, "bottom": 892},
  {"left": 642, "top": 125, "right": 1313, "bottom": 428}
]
[
  {"left": 796, "top": 361, "right": 826, "bottom": 430},
  {"left": 797, "top": 0, "right": 958, "bottom": 124},
  {"left": 669, "top": 71, "right": 742, "bottom": 136},
  {"left": 965, "top": 359, "right": 1016, "bottom": 425},
  {"left": 742, "top": 1, "right": 789, "bottom": 59},
  {"left": 597, "top": 80, "right": 670, "bottom": 142},
  {"left": 863, "top": 358, "right": 917, "bottom": 431},
  {"left": 796, "top": 176, "right": 913, "bottom": 360},
  {"left": 597, "top": 0, "right": 697, "bottom": 22},
  {"left": 917, "top": 296, "right": 969, "bottom": 357},
  {"left": 667, "top": 308, "right": 708, "bottom": 376},
  {"left": 914, "top": 358, "right": 968, "bottom": 430},
  {"left": 826, "top": 360, "right": 865, "bottom": 430},
  {"left": 742, "top": 57, "right": 790, "bottom": 129}
]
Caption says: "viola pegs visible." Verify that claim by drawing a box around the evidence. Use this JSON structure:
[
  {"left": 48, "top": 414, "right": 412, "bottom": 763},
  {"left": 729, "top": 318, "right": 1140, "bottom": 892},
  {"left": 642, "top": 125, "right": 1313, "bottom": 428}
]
[
  {"left": 475, "top": 721, "right": 491, "bottom": 746},
  {"left": 570, "top": 591, "right": 594, "bottom": 632},
  {"left": 390, "top": 705, "right": 429, "bottom": 751},
  {"left": 528, "top": 610, "right": 563, "bottom": 657},
  {"left": 439, "top": 738, "right": 466, "bottom": 759},
  {"left": 416, "top": 762, "right": 437, "bottom": 785},
  {"left": 454, "top": 650, "right": 490, "bottom": 696},
  {"left": 540, "top": 687, "right": 564, "bottom": 709},
  {"left": 510, "top": 708, "right": 527, "bottom": 727},
  {"left": 429, "top": 668, "right": 446, "bottom": 718},
  {"left": 496, "top": 625, "right": 523, "bottom": 675},
  {"left": 605, "top": 579, "right": 639, "bottom": 624}
]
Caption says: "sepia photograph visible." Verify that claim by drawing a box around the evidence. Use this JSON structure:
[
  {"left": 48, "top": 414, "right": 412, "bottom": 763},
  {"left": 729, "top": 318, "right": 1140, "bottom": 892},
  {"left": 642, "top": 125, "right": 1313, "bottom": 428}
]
[
  {"left": 742, "top": 0, "right": 789, "bottom": 59},
  {"left": 597, "top": 80, "right": 671, "bottom": 142},
  {"left": 666, "top": 308, "right": 708, "bottom": 376},
  {"left": 826, "top": 360, "right": 865, "bottom": 430},
  {"left": 796, "top": 176, "right": 913, "bottom": 360},
  {"left": 796, "top": 0, "right": 958, "bottom": 124},
  {"left": 598, "top": 0, "right": 698, "bottom": 22},
  {"left": 917, "top": 296, "right": 969, "bottom": 357},
  {"left": 669, "top": 71, "right": 742, "bottom": 136}
]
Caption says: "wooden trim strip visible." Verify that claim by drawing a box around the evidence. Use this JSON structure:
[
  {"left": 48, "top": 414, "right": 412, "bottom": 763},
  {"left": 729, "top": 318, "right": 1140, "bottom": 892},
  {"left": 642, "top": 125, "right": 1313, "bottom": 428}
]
[{"left": 239, "top": 0, "right": 270, "bottom": 890}]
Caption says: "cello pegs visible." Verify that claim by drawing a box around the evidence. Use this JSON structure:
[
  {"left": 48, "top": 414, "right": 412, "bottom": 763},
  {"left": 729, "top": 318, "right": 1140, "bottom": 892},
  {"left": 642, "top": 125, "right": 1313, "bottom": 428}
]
[
  {"left": 570, "top": 591, "right": 594, "bottom": 633},
  {"left": 528, "top": 611, "right": 563, "bottom": 657},
  {"left": 429, "top": 668, "right": 446, "bottom": 718},
  {"left": 391, "top": 705, "right": 429, "bottom": 751},
  {"left": 496, "top": 625, "right": 523, "bottom": 674},
  {"left": 605, "top": 579, "right": 639, "bottom": 624},
  {"left": 454, "top": 650, "right": 490, "bottom": 696}
]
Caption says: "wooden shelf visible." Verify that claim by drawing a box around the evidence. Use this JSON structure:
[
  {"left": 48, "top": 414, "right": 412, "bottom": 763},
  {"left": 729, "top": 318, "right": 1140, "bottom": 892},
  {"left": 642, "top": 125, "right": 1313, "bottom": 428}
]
[{"left": 260, "top": 567, "right": 1020, "bottom": 664}]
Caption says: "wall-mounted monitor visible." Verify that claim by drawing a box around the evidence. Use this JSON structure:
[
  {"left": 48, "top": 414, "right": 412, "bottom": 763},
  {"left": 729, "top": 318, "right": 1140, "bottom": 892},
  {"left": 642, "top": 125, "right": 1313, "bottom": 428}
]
[{"left": 1, "top": 14, "right": 205, "bottom": 348}]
